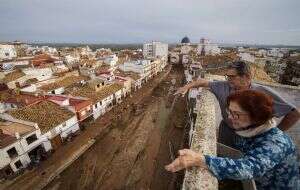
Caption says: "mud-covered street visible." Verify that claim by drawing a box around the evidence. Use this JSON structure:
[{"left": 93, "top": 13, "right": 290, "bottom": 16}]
[{"left": 43, "top": 66, "right": 187, "bottom": 190}]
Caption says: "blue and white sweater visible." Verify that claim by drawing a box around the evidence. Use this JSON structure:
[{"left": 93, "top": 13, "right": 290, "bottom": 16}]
[{"left": 205, "top": 127, "right": 300, "bottom": 190}]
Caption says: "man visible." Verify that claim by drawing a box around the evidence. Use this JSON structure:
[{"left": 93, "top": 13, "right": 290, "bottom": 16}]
[{"left": 175, "top": 61, "right": 300, "bottom": 147}]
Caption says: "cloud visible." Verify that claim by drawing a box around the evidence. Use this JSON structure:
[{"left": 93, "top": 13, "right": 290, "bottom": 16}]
[
  {"left": 0, "top": 0, "right": 299, "bottom": 45},
  {"left": 263, "top": 29, "right": 300, "bottom": 33}
]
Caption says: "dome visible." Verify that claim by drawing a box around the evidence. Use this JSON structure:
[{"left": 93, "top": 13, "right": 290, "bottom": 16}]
[{"left": 181, "top": 36, "right": 190, "bottom": 44}]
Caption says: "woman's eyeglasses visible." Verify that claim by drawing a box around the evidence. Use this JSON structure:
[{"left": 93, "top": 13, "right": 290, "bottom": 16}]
[{"left": 226, "top": 108, "right": 249, "bottom": 119}]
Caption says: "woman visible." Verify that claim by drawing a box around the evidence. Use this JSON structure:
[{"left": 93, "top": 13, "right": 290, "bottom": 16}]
[{"left": 165, "top": 90, "right": 299, "bottom": 190}]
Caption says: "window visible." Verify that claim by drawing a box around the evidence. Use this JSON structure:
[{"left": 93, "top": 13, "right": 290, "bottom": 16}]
[
  {"left": 4, "top": 167, "right": 13, "bottom": 176},
  {"left": 95, "top": 103, "right": 98, "bottom": 109},
  {"left": 14, "top": 160, "right": 23, "bottom": 169},
  {"left": 26, "top": 134, "right": 38, "bottom": 145},
  {"left": 7, "top": 147, "right": 18, "bottom": 159},
  {"left": 97, "top": 84, "right": 100, "bottom": 88}
]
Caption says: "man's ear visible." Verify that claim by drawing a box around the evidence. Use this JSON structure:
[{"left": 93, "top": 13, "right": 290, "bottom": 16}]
[{"left": 240, "top": 74, "right": 251, "bottom": 86}]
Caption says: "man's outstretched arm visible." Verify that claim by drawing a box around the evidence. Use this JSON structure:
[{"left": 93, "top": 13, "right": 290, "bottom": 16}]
[
  {"left": 174, "top": 79, "right": 210, "bottom": 95},
  {"left": 278, "top": 108, "right": 300, "bottom": 131}
]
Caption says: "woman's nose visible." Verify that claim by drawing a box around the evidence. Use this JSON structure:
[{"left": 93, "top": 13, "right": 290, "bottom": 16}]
[{"left": 227, "top": 113, "right": 232, "bottom": 119}]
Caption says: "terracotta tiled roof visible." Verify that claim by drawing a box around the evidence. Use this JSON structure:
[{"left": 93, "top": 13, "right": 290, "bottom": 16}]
[
  {"left": 9, "top": 100, "right": 74, "bottom": 134},
  {"left": 0, "top": 90, "right": 43, "bottom": 106},
  {"left": 1, "top": 93, "right": 44, "bottom": 107},
  {"left": 47, "top": 95, "right": 92, "bottom": 111},
  {"left": 0, "top": 90, "right": 11, "bottom": 102},
  {"left": 0, "top": 121, "right": 35, "bottom": 137},
  {"left": 31, "top": 53, "right": 57, "bottom": 67},
  {"left": 40, "top": 75, "right": 89, "bottom": 91},
  {"left": 87, "top": 78, "right": 105, "bottom": 87},
  {"left": 69, "top": 83, "right": 123, "bottom": 103},
  {"left": 0, "top": 132, "right": 16, "bottom": 148},
  {"left": 80, "top": 59, "right": 97, "bottom": 66},
  {"left": 114, "top": 69, "right": 140, "bottom": 80},
  {"left": 25, "top": 78, "right": 39, "bottom": 85},
  {"left": 95, "top": 65, "right": 112, "bottom": 75},
  {"left": 197, "top": 53, "right": 238, "bottom": 66},
  {"left": 69, "top": 98, "right": 92, "bottom": 111},
  {"left": 47, "top": 95, "right": 67, "bottom": 101},
  {"left": 2, "top": 70, "right": 26, "bottom": 83}
]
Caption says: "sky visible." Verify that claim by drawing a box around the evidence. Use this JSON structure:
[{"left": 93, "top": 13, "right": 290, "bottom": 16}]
[{"left": 0, "top": 0, "right": 300, "bottom": 45}]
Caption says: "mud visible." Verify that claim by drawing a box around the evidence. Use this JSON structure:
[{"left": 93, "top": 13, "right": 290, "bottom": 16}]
[{"left": 44, "top": 66, "right": 187, "bottom": 190}]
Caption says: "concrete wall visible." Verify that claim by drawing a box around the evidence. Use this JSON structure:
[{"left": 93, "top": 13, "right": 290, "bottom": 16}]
[
  {"left": 48, "top": 87, "right": 65, "bottom": 95},
  {"left": 0, "top": 141, "right": 22, "bottom": 170},
  {"left": 92, "top": 102, "right": 105, "bottom": 120},
  {"left": 43, "top": 115, "right": 79, "bottom": 139},
  {"left": 60, "top": 116, "right": 80, "bottom": 138},
  {"left": 0, "top": 45, "right": 17, "bottom": 60}
]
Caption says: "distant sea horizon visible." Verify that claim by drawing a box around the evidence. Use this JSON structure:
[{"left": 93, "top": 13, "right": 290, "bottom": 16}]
[
  {"left": 29, "top": 42, "right": 300, "bottom": 50},
  {"left": 1, "top": 41, "right": 299, "bottom": 51}
]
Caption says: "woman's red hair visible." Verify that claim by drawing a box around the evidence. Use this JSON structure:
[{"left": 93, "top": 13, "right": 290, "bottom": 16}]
[{"left": 227, "top": 90, "right": 273, "bottom": 125}]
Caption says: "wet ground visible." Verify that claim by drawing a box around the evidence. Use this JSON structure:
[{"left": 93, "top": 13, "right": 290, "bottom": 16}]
[{"left": 43, "top": 66, "right": 187, "bottom": 190}]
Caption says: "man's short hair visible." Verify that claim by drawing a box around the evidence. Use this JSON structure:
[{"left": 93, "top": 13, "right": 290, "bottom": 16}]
[{"left": 228, "top": 61, "right": 251, "bottom": 76}]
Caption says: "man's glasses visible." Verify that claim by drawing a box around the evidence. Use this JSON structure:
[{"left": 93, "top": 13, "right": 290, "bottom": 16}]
[{"left": 225, "top": 74, "right": 239, "bottom": 81}]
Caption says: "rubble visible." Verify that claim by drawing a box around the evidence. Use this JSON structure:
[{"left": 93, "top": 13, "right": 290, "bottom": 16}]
[{"left": 40, "top": 75, "right": 89, "bottom": 91}]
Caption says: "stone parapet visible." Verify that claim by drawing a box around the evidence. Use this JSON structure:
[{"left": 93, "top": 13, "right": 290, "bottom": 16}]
[{"left": 182, "top": 89, "right": 218, "bottom": 190}]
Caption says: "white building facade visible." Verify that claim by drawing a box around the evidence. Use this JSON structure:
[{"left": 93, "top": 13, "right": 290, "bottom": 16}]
[
  {"left": 143, "top": 42, "right": 168, "bottom": 59},
  {"left": 104, "top": 54, "right": 118, "bottom": 67},
  {"left": 0, "top": 116, "right": 52, "bottom": 176},
  {"left": 22, "top": 67, "right": 53, "bottom": 81},
  {"left": 0, "top": 45, "right": 17, "bottom": 60},
  {"left": 238, "top": 52, "right": 255, "bottom": 63},
  {"left": 43, "top": 115, "right": 80, "bottom": 140},
  {"left": 197, "top": 38, "right": 220, "bottom": 56},
  {"left": 119, "top": 60, "right": 152, "bottom": 80}
]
